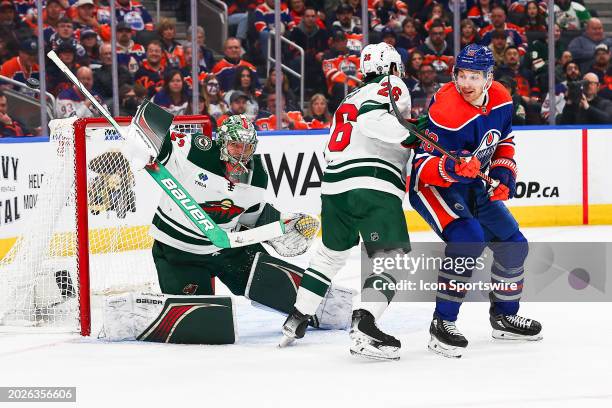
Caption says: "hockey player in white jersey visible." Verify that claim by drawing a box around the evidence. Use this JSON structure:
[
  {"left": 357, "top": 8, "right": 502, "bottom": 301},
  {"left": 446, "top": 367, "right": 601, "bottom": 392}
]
[{"left": 279, "top": 43, "right": 419, "bottom": 360}]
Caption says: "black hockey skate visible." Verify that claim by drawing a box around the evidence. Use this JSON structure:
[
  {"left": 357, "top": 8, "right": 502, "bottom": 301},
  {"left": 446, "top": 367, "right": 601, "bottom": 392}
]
[
  {"left": 279, "top": 308, "right": 310, "bottom": 347},
  {"left": 428, "top": 316, "right": 468, "bottom": 358},
  {"left": 349, "top": 309, "right": 401, "bottom": 361},
  {"left": 490, "top": 313, "right": 543, "bottom": 341}
]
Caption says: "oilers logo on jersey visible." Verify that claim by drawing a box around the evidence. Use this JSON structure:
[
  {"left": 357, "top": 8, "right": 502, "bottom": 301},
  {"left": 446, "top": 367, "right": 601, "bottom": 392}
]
[{"left": 474, "top": 129, "right": 501, "bottom": 169}]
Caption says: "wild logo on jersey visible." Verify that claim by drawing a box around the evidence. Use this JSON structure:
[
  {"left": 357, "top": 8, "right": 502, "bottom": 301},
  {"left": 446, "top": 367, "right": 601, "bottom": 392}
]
[
  {"left": 474, "top": 129, "right": 501, "bottom": 169},
  {"left": 199, "top": 199, "right": 244, "bottom": 224}
]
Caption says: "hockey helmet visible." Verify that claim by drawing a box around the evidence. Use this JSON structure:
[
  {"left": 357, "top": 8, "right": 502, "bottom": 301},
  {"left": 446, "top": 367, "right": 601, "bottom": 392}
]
[
  {"left": 216, "top": 114, "right": 258, "bottom": 173},
  {"left": 454, "top": 44, "right": 495, "bottom": 76},
  {"left": 360, "top": 42, "right": 404, "bottom": 78}
]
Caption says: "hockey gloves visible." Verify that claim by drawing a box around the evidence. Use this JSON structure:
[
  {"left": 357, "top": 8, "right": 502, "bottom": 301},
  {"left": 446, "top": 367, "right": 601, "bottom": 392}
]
[
  {"left": 401, "top": 115, "right": 428, "bottom": 148},
  {"left": 440, "top": 150, "right": 481, "bottom": 183},
  {"left": 488, "top": 158, "right": 517, "bottom": 201}
]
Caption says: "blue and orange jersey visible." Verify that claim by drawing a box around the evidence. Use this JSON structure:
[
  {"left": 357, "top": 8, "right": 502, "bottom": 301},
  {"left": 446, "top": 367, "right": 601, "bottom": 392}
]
[
  {"left": 0, "top": 119, "right": 27, "bottom": 137},
  {"left": 410, "top": 81, "right": 515, "bottom": 191},
  {"left": 479, "top": 23, "right": 526, "bottom": 54},
  {"left": 115, "top": 0, "right": 153, "bottom": 31},
  {"left": 227, "top": 0, "right": 262, "bottom": 14},
  {"left": 117, "top": 41, "right": 146, "bottom": 70},
  {"left": 255, "top": 111, "right": 308, "bottom": 131},
  {"left": 0, "top": 56, "right": 40, "bottom": 84},
  {"left": 67, "top": 2, "right": 111, "bottom": 25},
  {"left": 254, "top": 2, "right": 295, "bottom": 33},
  {"left": 13, "top": 0, "right": 34, "bottom": 18},
  {"left": 321, "top": 52, "right": 362, "bottom": 94},
  {"left": 134, "top": 59, "right": 167, "bottom": 96},
  {"left": 211, "top": 58, "right": 261, "bottom": 92}
]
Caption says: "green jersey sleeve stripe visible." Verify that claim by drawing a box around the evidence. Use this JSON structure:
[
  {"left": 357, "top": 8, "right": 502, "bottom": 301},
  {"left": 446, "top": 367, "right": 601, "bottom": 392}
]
[
  {"left": 322, "top": 166, "right": 405, "bottom": 191},
  {"left": 326, "top": 157, "right": 402, "bottom": 175},
  {"left": 152, "top": 215, "right": 214, "bottom": 246},
  {"left": 156, "top": 207, "right": 209, "bottom": 240},
  {"left": 358, "top": 102, "right": 390, "bottom": 116}
]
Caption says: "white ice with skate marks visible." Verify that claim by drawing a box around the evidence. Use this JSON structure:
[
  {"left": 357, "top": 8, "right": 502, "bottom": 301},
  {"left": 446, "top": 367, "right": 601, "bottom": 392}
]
[{"left": 0, "top": 226, "right": 611, "bottom": 408}]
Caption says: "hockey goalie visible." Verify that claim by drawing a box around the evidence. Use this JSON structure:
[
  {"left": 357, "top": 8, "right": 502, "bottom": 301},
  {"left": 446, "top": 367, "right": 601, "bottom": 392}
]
[{"left": 101, "top": 103, "right": 354, "bottom": 344}]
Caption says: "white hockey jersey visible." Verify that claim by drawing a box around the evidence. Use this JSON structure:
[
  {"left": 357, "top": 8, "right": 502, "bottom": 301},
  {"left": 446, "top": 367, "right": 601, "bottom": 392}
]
[
  {"left": 149, "top": 132, "right": 269, "bottom": 254},
  {"left": 322, "top": 74, "right": 412, "bottom": 200}
]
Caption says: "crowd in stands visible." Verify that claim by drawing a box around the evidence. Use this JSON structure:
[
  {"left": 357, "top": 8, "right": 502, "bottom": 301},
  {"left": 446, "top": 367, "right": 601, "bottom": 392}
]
[{"left": 1, "top": 0, "right": 612, "bottom": 137}]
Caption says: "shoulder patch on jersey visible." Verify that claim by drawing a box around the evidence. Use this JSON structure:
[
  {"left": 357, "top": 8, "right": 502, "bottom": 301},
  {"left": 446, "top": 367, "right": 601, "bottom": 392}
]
[
  {"left": 194, "top": 134, "right": 213, "bottom": 151},
  {"left": 429, "top": 81, "right": 512, "bottom": 131}
]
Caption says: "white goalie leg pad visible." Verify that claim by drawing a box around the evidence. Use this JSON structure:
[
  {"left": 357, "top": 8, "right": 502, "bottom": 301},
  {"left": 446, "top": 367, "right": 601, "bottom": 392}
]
[
  {"left": 99, "top": 292, "right": 165, "bottom": 341},
  {"left": 294, "top": 243, "right": 352, "bottom": 316},
  {"left": 313, "top": 284, "right": 356, "bottom": 330}
]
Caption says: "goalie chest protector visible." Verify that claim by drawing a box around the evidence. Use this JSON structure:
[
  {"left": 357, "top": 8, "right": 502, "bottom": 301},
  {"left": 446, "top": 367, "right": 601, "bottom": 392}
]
[{"left": 150, "top": 133, "right": 269, "bottom": 254}]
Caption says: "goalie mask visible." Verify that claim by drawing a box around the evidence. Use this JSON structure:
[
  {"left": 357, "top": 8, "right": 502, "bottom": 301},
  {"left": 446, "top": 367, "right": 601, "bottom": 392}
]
[
  {"left": 216, "top": 114, "right": 258, "bottom": 180},
  {"left": 360, "top": 42, "right": 405, "bottom": 78}
]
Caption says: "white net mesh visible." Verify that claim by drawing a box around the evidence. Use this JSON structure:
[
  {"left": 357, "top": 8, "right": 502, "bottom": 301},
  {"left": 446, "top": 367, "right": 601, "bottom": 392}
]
[{"left": 0, "top": 116, "right": 206, "bottom": 333}]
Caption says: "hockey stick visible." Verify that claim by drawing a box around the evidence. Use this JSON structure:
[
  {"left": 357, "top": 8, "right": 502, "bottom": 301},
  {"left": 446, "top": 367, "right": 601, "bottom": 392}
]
[
  {"left": 386, "top": 74, "right": 499, "bottom": 188},
  {"left": 47, "top": 50, "right": 285, "bottom": 248}
]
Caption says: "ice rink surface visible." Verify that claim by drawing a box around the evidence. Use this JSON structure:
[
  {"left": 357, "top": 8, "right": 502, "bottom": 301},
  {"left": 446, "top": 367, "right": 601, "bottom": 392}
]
[{"left": 1, "top": 226, "right": 611, "bottom": 408}]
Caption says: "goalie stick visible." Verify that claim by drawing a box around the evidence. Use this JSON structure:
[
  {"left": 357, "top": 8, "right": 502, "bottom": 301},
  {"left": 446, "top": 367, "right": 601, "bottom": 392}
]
[
  {"left": 386, "top": 73, "right": 499, "bottom": 188},
  {"left": 47, "top": 50, "right": 285, "bottom": 248}
]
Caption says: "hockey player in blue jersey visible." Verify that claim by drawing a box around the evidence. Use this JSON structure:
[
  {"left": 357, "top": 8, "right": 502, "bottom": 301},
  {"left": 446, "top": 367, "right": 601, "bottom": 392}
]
[{"left": 408, "top": 44, "right": 542, "bottom": 358}]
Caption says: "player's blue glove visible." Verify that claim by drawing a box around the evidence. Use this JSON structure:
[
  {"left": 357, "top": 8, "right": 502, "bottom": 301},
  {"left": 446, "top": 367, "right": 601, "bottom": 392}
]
[
  {"left": 439, "top": 150, "right": 481, "bottom": 183},
  {"left": 488, "top": 158, "right": 517, "bottom": 201}
]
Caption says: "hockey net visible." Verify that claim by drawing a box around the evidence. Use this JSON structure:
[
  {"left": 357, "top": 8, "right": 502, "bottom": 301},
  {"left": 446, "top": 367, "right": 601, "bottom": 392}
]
[{"left": 0, "top": 115, "right": 211, "bottom": 335}]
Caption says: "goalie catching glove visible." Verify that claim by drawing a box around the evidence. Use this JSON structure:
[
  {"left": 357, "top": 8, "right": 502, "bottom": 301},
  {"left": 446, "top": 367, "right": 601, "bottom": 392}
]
[{"left": 266, "top": 213, "right": 320, "bottom": 257}]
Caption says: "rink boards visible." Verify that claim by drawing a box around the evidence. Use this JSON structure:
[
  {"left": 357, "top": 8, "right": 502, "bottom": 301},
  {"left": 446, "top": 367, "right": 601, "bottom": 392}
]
[{"left": 0, "top": 126, "right": 611, "bottom": 259}]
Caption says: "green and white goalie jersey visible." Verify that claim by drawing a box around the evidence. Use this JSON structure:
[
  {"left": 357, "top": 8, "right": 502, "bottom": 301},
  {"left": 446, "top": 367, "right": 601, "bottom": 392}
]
[
  {"left": 322, "top": 74, "right": 412, "bottom": 200},
  {"left": 149, "top": 132, "right": 269, "bottom": 254}
]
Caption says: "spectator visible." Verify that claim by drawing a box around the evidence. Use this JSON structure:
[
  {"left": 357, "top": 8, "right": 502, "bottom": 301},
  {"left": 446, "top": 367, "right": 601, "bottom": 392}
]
[
  {"left": 554, "top": 0, "right": 591, "bottom": 31},
  {"left": 410, "top": 63, "right": 440, "bottom": 116},
  {"left": 224, "top": 66, "right": 260, "bottom": 121},
  {"left": 201, "top": 74, "right": 228, "bottom": 122},
  {"left": 135, "top": 40, "right": 166, "bottom": 97},
  {"left": 261, "top": 67, "right": 298, "bottom": 111},
  {"left": 560, "top": 72, "right": 612, "bottom": 124},
  {"left": 79, "top": 29, "right": 101, "bottom": 66},
  {"left": 460, "top": 19, "right": 481, "bottom": 49},
  {"left": 116, "top": 21, "right": 145, "bottom": 74},
  {"left": 212, "top": 37, "right": 261, "bottom": 93},
  {"left": 254, "top": 0, "right": 295, "bottom": 62},
  {"left": 72, "top": 0, "right": 100, "bottom": 33},
  {"left": 423, "top": 2, "right": 451, "bottom": 34},
  {"left": 0, "top": 90, "right": 28, "bottom": 137},
  {"left": 118, "top": 83, "right": 143, "bottom": 116},
  {"left": 0, "top": 27, "right": 18, "bottom": 65},
  {"left": 588, "top": 44, "right": 612, "bottom": 100},
  {"left": 216, "top": 91, "right": 249, "bottom": 127},
  {"left": 226, "top": 0, "right": 252, "bottom": 44},
  {"left": 404, "top": 49, "right": 424, "bottom": 89},
  {"left": 158, "top": 18, "right": 184, "bottom": 70},
  {"left": 419, "top": 20, "right": 454, "bottom": 79},
  {"left": 479, "top": 5, "right": 526, "bottom": 54},
  {"left": 287, "top": 6, "right": 329, "bottom": 95},
  {"left": 116, "top": 0, "right": 153, "bottom": 32},
  {"left": 331, "top": 3, "right": 361, "bottom": 35},
  {"left": 520, "top": 1, "right": 547, "bottom": 33},
  {"left": 397, "top": 17, "right": 423, "bottom": 51},
  {"left": 498, "top": 76, "right": 527, "bottom": 125},
  {"left": 322, "top": 31, "right": 362, "bottom": 112},
  {"left": 255, "top": 92, "right": 308, "bottom": 131},
  {"left": 93, "top": 42, "right": 133, "bottom": 103},
  {"left": 381, "top": 28, "right": 408, "bottom": 65},
  {"left": 22, "top": 0, "right": 64, "bottom": 44},
  {"left": 495, "top": 46, "right": 540, "bottom": 101},
  {"left": 541, "top": 60, "right": 582, "bottom": 122},
  {"left": 56, "top": 66, "right": 106, "bottom": 118},
  {"left": 47, "top": 41, "right": 79, "bottom": 95},
  {"left": 568, "top": 18, "right": 612, "bottom": 71},
  {"left": 49, "top": 17, "right": 87, "bottom": 63},
  {"left": 467, "top": 0, "right": 493, "bottom": 29},
  {"left": 0, "top": 38, "right": 39, "bottom": 86},
  {"left": 371, "top": 0, "right": 408, "bottom": 33},
  {"left": 187, "top": 25, "right": 215, "bottom": 73},
  {"left": 152, "top": 70, "right": 191, "bottom": 116},
  {"left": 303, "top": 93, "right": 331, "bottom": 129},
  {"left": 0, "top": 1, "right": 32, "bottom": 42},
  {"left": 489, "top": 29, "right": 508, "bottom": 68},
  {"left": 181, "top": 44, "right": 208, "bottom": 88},
  {"left": 524, "top": 23, "right": 567, "bottom": 83}
]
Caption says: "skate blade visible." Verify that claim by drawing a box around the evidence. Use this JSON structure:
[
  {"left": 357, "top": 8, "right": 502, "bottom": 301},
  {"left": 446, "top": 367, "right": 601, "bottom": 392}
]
[
  {"left": 349, "top": 342, "right": 400, "bottom": 361},
  {"left": 428, "top": 336, "right": 464, "bottom": 358},
  {"left": 492, "top": 329, "right": 543, "bottom": 341},
  {"left": 278, "top": 335, "right": 295, "bottom": 348}
]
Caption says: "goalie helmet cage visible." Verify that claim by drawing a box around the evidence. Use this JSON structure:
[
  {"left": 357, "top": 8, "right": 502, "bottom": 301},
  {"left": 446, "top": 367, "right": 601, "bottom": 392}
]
[{"left": 0, "top": 115, "right": 212, "bottom": 336}]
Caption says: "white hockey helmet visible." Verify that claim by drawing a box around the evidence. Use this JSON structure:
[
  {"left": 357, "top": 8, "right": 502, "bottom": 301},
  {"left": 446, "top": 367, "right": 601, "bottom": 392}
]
[{"left": 360, "top": 42, "right": 404, "bottom": 78}]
